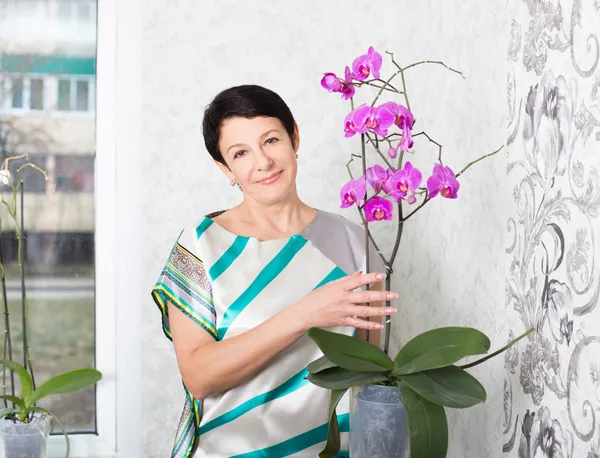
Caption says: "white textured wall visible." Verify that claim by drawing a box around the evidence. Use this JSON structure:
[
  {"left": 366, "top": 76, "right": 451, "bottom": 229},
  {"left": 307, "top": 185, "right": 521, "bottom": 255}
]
[{"left": 141, "top": 1, "right": 508, "bottom": 456}]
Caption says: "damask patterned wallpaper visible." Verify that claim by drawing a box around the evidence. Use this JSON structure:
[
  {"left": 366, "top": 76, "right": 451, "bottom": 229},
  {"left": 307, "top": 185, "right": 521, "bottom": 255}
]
[{"left": 504, "top": 1, "right": 600, "bottom": 457}]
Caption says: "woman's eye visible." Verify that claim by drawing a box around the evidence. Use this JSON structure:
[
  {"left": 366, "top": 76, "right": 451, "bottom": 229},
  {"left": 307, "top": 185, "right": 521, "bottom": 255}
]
[
  {"left": 265, "top": 137, "right": 279, "bottom": 145},
  {"left": 234, "top": 150, "right": 246, "bottom": 159}
]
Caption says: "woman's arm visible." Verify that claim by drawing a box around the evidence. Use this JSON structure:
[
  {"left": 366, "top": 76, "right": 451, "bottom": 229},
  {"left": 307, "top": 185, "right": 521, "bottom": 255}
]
[
  {"left": 355, "top": 280, "right": 384, "bottom": 345},
  {"left": 168, "top": 300, "right": 306, "bottom": 400},
  {"left": 168, "top": 272, "right": 396, "bottom": 399}
]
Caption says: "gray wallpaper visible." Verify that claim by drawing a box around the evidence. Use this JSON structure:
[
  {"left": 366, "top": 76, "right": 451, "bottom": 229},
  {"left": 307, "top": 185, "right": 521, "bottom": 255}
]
[{"left": 504, "top": 0, "right": 600, "bottom": 457}]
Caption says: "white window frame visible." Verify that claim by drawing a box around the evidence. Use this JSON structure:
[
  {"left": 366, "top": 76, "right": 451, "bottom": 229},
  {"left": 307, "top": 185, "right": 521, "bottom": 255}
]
[{"left": 46, "top": 0, "right": 142, "bottom": 456}]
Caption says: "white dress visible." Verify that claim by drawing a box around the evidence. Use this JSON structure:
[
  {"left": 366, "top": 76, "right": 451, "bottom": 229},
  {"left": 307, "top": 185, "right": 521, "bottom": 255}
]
[{"left": 152, "top": 209, "right": 384, "bottom": 457}]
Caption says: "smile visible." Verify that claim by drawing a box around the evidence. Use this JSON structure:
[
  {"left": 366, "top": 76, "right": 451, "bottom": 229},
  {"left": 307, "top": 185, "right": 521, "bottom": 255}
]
[{"left": 257, "top": 171, "right": 283, "bottom": 185}]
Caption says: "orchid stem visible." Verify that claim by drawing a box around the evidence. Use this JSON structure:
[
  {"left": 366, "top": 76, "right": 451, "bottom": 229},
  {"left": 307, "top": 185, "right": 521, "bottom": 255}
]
[
  {"left": 456, "top": 145, "right": 504, "bottom": 178},
  {"left": 412, "top": 131, "right": 444, "bottom": 165},
  {"left": 401, "top": 60, "right": 466, "bottom": 79},
  {"left": 364, "top": 134, "right": 394, "bottom": 170},
  {"left": 460, "top": 328, "right": 534, "bottom": 370}
]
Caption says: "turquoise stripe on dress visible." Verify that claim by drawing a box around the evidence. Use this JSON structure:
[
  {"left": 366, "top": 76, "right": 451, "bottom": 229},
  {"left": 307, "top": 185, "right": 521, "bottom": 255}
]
[
  {"left": 230, "top": 413, "right": 350, "bottom": 457},
  {"left": 200, "top": 368, "right": 309, "bottom": 435},
  {"left": 208, "top": 236, "right": 250, "bottom": 281},
  {"left": 199, "top": 266, "right": 348, "bottom": 435},
  {"left": 218, "top": 235, "right": 308, "bottom": 340},
  {"left": 195, "top": 217, "right": 214, "bottom": 239},
  {"left": 314, "top": 266, "right": 346, "bottom": 289}
]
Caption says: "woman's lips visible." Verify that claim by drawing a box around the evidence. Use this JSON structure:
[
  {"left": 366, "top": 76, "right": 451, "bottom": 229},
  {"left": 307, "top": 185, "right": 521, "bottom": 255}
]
[{"left": 257, "top": 171, "right": 282, "bottom": 185}]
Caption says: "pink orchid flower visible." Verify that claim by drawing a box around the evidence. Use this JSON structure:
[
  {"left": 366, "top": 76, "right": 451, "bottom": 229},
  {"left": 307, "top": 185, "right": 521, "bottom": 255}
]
[
  {"left": 364, "top": 196, "right": 393, "bottom": 222},
  {"left": 340, "top": 176, "right": 366, "bottom": 208},
  {"left": 352, "top": 46, "right": 383, "bottom": 81},
  {"left": 352, "top": 104, "right": 394, "bottom": 137},
  {"left": 365, "top": 164, "right": 389, "bottom": 193},
  {"left": 380, "top": 102, "right": 415, "bottom": 152},
  {"left": 427, "top": 163, "right": 460, "bottom": 199},
  {"left": 383, "top": 161, "right": 422, "bottom": 203},
  {"left": 321, "top": 66, "right": 355, "bottom": 100},
  {"left": 344, "top": 105, "right": 369, "bottom": 138}
]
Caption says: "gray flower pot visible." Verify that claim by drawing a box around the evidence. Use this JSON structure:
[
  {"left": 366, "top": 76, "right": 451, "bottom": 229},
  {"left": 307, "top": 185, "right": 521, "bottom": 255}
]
[
  {"left": 0, "top": 414, "right": 52, "bottom": 458},
  {"left": 350, "top": 384, "right": 409, "bottom": 458}
]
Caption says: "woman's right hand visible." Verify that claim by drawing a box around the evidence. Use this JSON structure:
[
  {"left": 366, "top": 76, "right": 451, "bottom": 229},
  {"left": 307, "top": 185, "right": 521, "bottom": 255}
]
[{"left": 290, "top": 271, "right": 398, "bottom": 332}]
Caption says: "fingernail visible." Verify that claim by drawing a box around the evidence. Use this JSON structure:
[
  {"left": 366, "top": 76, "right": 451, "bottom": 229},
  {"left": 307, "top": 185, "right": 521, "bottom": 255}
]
[
  {"left": 385, "top": 308, "right": 397, "bottom": 314},
  {"left": 375, "top": 324, "right": 384, "bottom": 329},
  {"left": 387, "top": 293, "right": 399, "bottom": 300},
  {"left": 376, "top": 273, "right": 386, "bottom": 280}
]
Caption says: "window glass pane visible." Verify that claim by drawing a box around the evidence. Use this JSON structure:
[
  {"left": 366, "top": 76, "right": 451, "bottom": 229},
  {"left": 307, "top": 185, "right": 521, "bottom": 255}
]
[
  {"left": 57, "top": 79, "right": 71, "bottom": 111},
  {"left": 0, "top": 153, "right": 47, "bottom": 193},
  {"left": 11, "top": 78, "right": 23, "bottom": 108},
  {"left": 55, "top": 155, "right": 94, "bottom": 192},
  {"left": 0, "top": 0, "right": 97, "bottom": 434},
  {"left": 75, "top": 80, "right": 89, "bottom": 111},
  {"left": 30, "top": 78, "right": 44, "bottom": 110}
]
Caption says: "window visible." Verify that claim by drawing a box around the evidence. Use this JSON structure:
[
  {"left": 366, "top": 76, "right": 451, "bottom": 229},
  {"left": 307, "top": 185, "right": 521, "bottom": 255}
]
[
  {"left": 0, "top": 0, "right": 100, "bottom": 449},
  {"left": 55, "top": 155, "right": 94, "bottom": 192},
  {"left": 57, "top": 79, "right": 71, "bottom": 110},
  {"left": 76, "top": 80, "right": 89, "bottom": 111},
  {"left": 10, "top": 77, "right": 23, "bottom": 109},
  {"left": 30, "top": 78, "right": 44, "bottom": 110},
  {"left": 56, "top": 0, "right": 94, "bottom": 24},
  {"left": 57, "top": 78, "right": 92, "bottom": 112}
]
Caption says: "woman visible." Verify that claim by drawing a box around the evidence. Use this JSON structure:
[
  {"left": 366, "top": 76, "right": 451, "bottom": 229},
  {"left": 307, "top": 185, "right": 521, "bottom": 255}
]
[{"left": 152, "top": 85, "right": 398, "bottom": 458}]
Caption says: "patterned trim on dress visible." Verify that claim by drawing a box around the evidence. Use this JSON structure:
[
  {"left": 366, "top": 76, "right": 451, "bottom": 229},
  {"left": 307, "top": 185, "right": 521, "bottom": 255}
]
[{"left": 151, "top": 240, "right": 216, "bottom": 458}]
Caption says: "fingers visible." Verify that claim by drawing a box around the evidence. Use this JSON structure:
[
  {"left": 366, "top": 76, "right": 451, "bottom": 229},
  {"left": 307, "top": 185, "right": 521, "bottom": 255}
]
[
  {"left": 345, "top": 317, "right": 385, "bottom": 330},
  {"left": 347, "top": 289, "right": 398, "bottom": 304},
  {"left": 343, "top": 272, "right": 387, "bottom": 290},
  {"left": 346, "top": 305, "right": 397, "bottom": 318}
]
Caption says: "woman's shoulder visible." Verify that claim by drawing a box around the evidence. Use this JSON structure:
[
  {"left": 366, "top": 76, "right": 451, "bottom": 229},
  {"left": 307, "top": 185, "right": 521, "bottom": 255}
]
[
  {"left": 174, "top": 210, "right": 225, "bottom": 247},
  {"left": 311, "top": 209, "right": 366, "bottom": 240}
]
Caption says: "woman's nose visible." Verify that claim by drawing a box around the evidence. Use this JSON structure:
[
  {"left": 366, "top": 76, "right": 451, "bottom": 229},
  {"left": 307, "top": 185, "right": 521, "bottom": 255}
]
[{"left": 255, "top": 149, "right": 274, "bottom": 170}]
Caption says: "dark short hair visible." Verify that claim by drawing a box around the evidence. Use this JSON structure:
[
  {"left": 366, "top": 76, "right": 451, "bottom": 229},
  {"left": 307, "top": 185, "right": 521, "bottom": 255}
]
[{"left": 202, "top": 85, "right": 296, "bottom": 165}]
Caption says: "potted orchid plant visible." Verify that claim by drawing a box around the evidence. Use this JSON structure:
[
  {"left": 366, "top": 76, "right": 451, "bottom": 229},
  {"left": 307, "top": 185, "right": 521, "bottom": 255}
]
[
  {"left": 305, "top": 47, "right": 533, "bottom": 458},
  {"left": 0, "top": 156, "right": 102, "bottom": 458}
]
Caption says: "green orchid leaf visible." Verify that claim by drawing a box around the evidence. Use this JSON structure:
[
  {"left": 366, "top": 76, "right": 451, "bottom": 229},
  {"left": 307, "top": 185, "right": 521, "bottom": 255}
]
[
  {"left": 393, "top": 327, "right": 490, "bottom": 375},
  {"left": 307, "top": 328, "right": 393, "bottom": 373},
  {"left": 26, "top": 368, "right": 101, "bottom": 407},
  {"left": 0, "top": 394, "right": 26, "bottom": 412},
  {"left": 398, "top": 382, "right": 448, "bottom": 458},
  {"left": 307, "top": 367, "right": 389, "bottom": 390},
  {"left": 0, "top": 360, "right": 33, "bottom": 401},
  {"left": 0, "top": 407, "right": 19, "bottom": 420},
  {"left": 318, "top": 388, "right": 347, "bottom": 458},
  {"left": 399, "top": 365, "right": 486, "bottom": 409},
  {"left": 307, "top": 355, "right": 337, "bottom": 374}
]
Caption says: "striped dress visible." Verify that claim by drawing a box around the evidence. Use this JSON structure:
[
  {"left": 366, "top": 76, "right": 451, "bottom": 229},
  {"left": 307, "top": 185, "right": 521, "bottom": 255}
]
[{"left": 152, "top": 209, "right": 384, "bottom": 458}]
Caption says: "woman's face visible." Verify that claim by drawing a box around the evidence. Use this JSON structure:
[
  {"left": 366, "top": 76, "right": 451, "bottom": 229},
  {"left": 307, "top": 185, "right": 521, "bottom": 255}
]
[{"left": 217, "top": 116, "right": 300, "bottom": 203}]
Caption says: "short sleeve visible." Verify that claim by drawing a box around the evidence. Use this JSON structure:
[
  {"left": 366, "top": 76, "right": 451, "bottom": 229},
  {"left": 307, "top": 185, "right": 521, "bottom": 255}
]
[{"left": 151, "top": 229, "right": 217, "bottom": 341}]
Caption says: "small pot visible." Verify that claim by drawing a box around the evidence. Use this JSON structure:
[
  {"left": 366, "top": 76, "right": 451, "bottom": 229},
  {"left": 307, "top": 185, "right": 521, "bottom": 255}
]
[
  {"left": 350, "top": 384, "right": 409, "bottom": 458},
  {"left": 0, "top": 414, "right": 53, "bottom": 458}
]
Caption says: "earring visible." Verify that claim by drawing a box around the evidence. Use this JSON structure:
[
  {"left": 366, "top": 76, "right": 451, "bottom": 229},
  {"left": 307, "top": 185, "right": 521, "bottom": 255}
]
[
  {"left": 295, "top": 153, "right": 299, "bottom": 159},
  {"left": 230, "top": 179, "right": 237, "bottom": 187}
]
